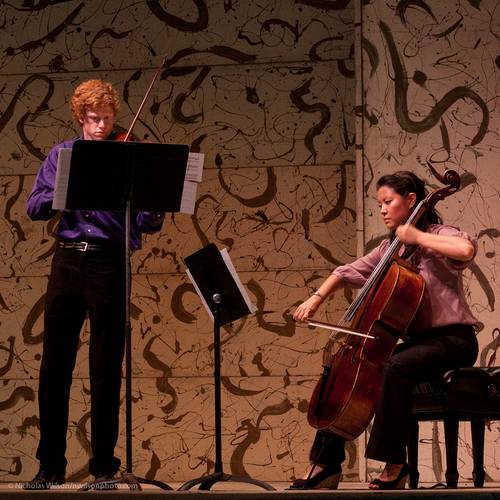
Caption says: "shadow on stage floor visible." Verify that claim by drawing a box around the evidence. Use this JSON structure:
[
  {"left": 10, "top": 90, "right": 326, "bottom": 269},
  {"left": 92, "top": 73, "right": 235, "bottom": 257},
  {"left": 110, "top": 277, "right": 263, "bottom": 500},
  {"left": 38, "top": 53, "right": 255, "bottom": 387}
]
[{"left": 2, "top": 480, "right": 500, "bottom": 499}]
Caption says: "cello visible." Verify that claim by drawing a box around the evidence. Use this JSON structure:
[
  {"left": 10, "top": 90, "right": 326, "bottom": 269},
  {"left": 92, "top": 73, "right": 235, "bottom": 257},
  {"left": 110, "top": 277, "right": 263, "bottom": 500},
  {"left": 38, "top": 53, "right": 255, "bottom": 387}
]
[{"left": 307, "top": 167, "right": 461, "bottom": 441}]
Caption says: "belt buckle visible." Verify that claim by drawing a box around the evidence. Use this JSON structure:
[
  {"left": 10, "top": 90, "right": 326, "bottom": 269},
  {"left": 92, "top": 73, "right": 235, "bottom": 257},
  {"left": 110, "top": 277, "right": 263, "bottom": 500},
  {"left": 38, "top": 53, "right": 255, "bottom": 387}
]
[{"left": 78, "top": 242, "right": 89, "bottom": 252}]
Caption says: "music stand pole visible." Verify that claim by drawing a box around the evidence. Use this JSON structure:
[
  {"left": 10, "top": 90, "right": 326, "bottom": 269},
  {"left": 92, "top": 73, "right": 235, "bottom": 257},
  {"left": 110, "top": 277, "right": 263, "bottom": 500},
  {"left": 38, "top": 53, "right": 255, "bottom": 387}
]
[
  {"left": 213, "top": 293, "right": 223, "bottom": 475},
  {"left": 179, "top": 291, "right": 274, "bottom": 491}
]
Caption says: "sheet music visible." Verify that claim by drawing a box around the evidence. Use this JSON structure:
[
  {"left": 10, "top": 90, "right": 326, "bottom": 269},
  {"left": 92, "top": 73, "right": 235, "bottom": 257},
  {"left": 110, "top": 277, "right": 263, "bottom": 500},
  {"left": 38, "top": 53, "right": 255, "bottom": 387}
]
[
  {"left": 52, "top": 148, "right": 72, "bottom": 210},
  {"left": 186, "top": 152, "right": 204, "bottom": 182},
  {"left": 180, "top": 152, "right": 204, "bottom": 214},
  {"left": 186, "top": 268, "right": 214, "bottom": 321},
  {"left": 180, "top": 180, "right": 198, "bottom": 215},
  {"left": 220, "top": 248, "right": 257, "bottom": 314}
]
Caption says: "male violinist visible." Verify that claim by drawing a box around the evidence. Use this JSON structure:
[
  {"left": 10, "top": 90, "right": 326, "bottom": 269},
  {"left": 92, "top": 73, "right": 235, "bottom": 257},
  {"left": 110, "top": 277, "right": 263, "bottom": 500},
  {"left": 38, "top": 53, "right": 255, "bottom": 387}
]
[{"left": 25, "top": 79, "right": 165, "bottom": 488}]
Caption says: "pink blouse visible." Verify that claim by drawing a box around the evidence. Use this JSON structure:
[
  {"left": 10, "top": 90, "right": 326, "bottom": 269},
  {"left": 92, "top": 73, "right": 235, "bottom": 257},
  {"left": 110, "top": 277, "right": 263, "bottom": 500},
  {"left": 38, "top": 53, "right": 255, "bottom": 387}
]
[{"left": 332, "top": 224, "right": 478, "bottom": 331}]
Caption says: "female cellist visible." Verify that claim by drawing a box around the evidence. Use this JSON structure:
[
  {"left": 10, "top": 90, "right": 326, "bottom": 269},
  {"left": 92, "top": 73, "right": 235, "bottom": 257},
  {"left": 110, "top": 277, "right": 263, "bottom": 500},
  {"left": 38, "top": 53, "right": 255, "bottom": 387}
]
[{"left": 290, "top": 170, "right": 479, "bottom": 490}]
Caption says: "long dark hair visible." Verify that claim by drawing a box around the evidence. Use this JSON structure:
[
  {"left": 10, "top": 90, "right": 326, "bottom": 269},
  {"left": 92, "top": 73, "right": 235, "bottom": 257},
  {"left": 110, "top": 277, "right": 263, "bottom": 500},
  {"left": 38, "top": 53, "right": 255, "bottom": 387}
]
[{"left": 376, "top": 170, "right": 441, "bottom": 233}]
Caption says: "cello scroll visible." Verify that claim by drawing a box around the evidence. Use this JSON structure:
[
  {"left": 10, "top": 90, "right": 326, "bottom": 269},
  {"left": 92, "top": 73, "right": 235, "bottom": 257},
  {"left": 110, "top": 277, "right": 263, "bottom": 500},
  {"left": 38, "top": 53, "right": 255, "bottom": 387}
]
[{"left": 417, "top": 157, "right": 461, "bottom": 207}]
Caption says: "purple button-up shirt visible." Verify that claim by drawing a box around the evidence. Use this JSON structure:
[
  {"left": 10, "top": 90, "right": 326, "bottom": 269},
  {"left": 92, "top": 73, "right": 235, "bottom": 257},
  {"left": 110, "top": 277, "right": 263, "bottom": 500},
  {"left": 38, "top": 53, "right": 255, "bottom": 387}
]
[{"left": 27, "top": 137, "right": 165, "bottom": 250}]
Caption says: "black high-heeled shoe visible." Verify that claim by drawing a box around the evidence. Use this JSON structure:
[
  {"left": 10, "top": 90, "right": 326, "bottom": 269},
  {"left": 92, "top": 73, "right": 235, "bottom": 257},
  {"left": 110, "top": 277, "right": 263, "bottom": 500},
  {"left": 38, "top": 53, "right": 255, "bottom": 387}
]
[
  {"left": 369, "top": 463, "right": 409, "bottom": 490},
  {"left": 288, "top": 464, "right": 342, "bottom": 490}
]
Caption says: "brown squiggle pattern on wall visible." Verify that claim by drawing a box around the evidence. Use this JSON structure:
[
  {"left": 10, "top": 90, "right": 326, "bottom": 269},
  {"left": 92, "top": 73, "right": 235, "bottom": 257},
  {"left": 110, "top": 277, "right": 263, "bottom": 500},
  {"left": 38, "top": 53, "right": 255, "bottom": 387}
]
[
  {"left": 337, "top": 43, "right": 354, "bottom": 78},
  {"left": 319, "top": 161, "right": 351, "bottom": 223},
  {"left": 479, "top": 328, "right": 499, "bottom": 367},
  {"left": 162, "top": 46, "right": 257, "bottom": 72},
  {"left": 469, "top": 262, "right": 495, "bottom": 311},
  {"left": 230, "top": 398, "right": 293, "bottom": 476},
  {"left": 0, "top": 75, "right": 54, "bottom": 137},
  {"left": 146, "top": 0, "right": 209, "bottom": 32},
  {"left": 434, "top": 15, "right": 463, "bottom": 39},
  {"left": 5, "top": 3, "right": 85, "bottom": 54},
  {"left": 362, "top": 38, "right": 379, "bottom": 78},
  {"left": 379, "top": 20, "right": 489, "bottom": 146},
  {"left": 171, "top": 283, "right": 197, "bottom": 324},
  {"left": 0, "top": 336, "right": 15, "bottom": 377},
  {"left": 312, "top": 240, "right": 346, "bottom": 267},
  {"left": 291, "top": 80, "right": 331, "bottom": 163},
  {"left": 17, "top": 415, "right": 39, "bottom": 437},
  {"left": 262, "top": 19, "right": 299, "bottom": 43},
  {"left": 17, "top": 113, "right": 46, "bottom": 162},
  {"left": 143, "top": 336, "right": 178, "bottom": 415},
  {"left": 247, "top": 279, "right": 295, "bottom": 337},
  {"left": 295, "top": 0, "right": 351, "bottom": 10},
  {"left": 172, "top": 67, "right": 211, "bottom": 124},
  {"left": 395, "top": 0, "right": 437, "bottom": 25},
  {"left": 145, "top": 448, "right": 162, "bottom": 480},
  {"left": 0, "top": 387, "right": 35, "bottom": 411},
  {"left": 218, "top": 168, "right": 277, "bottom": 208},
  {"left": 221, "top": 377, "right": 266, "bottom": 396},
  {"left": 89, "top": 29, "right": 131, "bottom": 68},
  {"left": 309, "top": 35, "right": 345, "bottom": 61},
  {"left": 4, "top": 177, "right": 26, "bottom": 254},
  {"left": 21, "top": 294, "right": 45, "bottom": 345}
]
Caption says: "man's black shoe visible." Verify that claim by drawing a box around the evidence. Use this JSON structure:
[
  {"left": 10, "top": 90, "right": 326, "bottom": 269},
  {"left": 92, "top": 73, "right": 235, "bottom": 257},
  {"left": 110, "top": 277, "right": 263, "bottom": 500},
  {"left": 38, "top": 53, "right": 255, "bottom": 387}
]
[
  {"left": 86, "top": 474, "right": 118, "bottom": 490},
  {"left": 23, "top": 469, "right": 65, "bottom": 490}
]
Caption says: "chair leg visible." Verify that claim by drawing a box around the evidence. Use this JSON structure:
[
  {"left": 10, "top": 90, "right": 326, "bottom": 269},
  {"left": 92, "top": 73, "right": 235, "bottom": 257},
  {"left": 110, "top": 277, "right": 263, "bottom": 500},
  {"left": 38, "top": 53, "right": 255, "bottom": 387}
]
[
  {"left": 407, "top": 419, "right": 420, "bottom": 489},
  {"left": 443, "top": 418, "right": 459, "bottom": 488},
  {"left": 471, "top": 420, "right": 485, "bottom": 487}
]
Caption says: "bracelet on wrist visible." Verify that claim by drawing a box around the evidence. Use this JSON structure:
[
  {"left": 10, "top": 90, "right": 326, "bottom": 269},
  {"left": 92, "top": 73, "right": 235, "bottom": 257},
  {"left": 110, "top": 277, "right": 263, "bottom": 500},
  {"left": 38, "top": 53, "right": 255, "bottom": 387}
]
[{"left": 312, "top": 290, "right": 324, "bottom": 301}]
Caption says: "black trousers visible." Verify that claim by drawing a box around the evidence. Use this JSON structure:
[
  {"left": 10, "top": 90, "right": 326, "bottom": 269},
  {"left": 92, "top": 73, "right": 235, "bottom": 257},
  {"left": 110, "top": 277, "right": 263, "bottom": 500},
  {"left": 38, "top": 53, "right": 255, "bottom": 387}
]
[
  {"left": 309, "top": 324, "right": 478, "bottom": 467},
  {"left": 36, "top": 246, "right": 126, "bottom": 476}
]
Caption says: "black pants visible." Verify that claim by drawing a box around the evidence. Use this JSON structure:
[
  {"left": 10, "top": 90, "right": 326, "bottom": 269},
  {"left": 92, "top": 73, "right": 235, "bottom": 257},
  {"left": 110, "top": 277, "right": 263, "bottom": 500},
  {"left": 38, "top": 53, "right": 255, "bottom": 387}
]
[
  {"left": 309, "top": 324, "right": 478, "bottom": 467},
  {"left": 36, "top": 246, "right": 126, "bottom": 476}
]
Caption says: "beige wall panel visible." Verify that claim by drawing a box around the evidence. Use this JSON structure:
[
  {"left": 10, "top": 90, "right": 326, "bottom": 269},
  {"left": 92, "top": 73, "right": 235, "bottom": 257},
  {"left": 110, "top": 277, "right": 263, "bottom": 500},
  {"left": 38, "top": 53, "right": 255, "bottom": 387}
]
[
  {"left": 1, "top": 268, "right": 350, "bottom": 381},
  {"left": 113, "top": 376, "right": 359, "bottom": 484},
  {"left": 134, "top": 164, "right": 357, "bottom": 274},
  {"left": 0, "top": 277, "right": 45, "bottom": 379},
  {"left": 0, "top": 375, "right": 358, "bottom": 484},
  {"left": 0, "top": 1, "right": 353, "bottom": 74},
  {"left": 3, "top": 165, "right": 356, "bottom": 277},
  {"left": 0, "top": 62, "right": 354, "bottom": 176},
  {"left": 0, "top": 378, "right": 93, "bottom": 483},
  {"left": 130, "top": 271, "right": 351, "bottom": 378}
]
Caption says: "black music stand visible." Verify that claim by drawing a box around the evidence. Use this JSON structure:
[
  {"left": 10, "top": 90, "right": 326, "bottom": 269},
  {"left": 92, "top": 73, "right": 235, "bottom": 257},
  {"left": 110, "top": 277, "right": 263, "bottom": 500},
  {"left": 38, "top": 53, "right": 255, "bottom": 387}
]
[
  {"left": 55, "top": 139, "right": 189, "bottom": 491},
  {"left": 180, "top": 243, "right": 275, "bottom": 491}
]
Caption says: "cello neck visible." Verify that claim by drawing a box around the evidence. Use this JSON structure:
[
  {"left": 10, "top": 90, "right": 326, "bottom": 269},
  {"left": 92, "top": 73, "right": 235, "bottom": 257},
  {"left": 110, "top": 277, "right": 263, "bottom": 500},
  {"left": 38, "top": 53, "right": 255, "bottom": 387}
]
[{"left": 343, "top": 199, "right": 427, "bottom": 322}]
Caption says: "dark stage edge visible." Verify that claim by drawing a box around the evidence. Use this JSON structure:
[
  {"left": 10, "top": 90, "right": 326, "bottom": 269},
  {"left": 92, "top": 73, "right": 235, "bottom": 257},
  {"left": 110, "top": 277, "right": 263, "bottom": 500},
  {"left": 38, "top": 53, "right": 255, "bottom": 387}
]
[{"left": 2, "top": 482, "right": 500, "bottom": 499}]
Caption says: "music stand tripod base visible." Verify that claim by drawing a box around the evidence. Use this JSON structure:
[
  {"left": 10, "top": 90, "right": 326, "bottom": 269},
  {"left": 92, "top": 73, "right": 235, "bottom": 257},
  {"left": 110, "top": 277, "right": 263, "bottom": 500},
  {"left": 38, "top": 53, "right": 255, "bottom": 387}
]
[
  {"left": 179, "top": 471, "right": 275, "bottom": 491},
  {"left": 80, "top": 472, "right": 173, "bottom": 491}
]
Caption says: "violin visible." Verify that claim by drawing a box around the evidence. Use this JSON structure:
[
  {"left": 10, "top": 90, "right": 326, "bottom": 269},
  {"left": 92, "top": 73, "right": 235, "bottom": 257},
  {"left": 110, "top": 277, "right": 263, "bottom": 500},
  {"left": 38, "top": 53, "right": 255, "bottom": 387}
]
[
  {"left": 109, "top": 130, "right": 138, "bottom": 142},
  {"left": 307, "top": 167, "right": 461, "bottom": 440}
]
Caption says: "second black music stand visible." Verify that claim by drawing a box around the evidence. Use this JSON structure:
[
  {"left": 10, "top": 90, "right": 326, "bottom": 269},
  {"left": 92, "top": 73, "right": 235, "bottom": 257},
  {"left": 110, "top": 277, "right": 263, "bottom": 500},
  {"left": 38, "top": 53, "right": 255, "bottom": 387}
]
[
  {"left": 55, "top": 139, "right": 189, "bottom": 491},
  {"left": 180, "top": 243, "right": 274, "bottom": 491}
]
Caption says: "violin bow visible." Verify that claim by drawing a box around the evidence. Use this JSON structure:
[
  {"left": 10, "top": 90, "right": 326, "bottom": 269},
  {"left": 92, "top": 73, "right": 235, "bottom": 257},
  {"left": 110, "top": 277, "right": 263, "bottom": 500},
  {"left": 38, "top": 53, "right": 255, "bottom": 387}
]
[{"left": 123, "top": 56, "right": 167, "bottom": 141}]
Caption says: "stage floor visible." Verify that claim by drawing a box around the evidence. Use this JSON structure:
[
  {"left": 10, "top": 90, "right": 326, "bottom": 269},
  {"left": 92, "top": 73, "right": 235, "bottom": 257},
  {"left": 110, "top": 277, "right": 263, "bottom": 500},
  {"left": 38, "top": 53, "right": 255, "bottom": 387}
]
[{"left": 2, "top": 480, "right": 500, "bottom": 499}]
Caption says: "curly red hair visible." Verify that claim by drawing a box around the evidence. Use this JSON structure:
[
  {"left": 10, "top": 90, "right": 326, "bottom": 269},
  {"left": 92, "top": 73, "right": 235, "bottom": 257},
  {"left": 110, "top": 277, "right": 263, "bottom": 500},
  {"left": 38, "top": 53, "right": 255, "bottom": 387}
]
[{"left": 70, "top": 79, "right": 120, "bottom": 123}]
